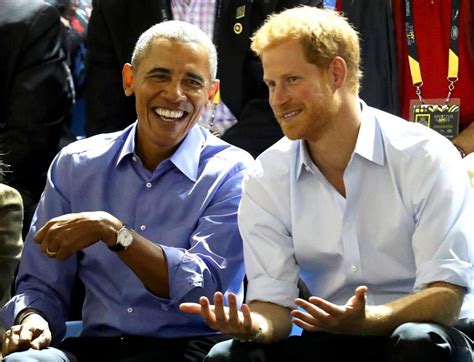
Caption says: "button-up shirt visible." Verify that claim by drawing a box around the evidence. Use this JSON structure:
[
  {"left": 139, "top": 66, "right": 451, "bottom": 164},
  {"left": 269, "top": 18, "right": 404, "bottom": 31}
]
[
  {"left": 1, "top": 124, "right": 254, "bottom": 341},
  {"left": 241, "top": 102, "right": 474, "bottom": 318}
]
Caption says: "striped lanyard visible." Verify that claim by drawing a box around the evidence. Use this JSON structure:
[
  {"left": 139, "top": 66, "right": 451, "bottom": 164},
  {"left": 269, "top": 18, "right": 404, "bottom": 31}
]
[{"left": 404, "top": 0, "right": 461, "bottom": 104}]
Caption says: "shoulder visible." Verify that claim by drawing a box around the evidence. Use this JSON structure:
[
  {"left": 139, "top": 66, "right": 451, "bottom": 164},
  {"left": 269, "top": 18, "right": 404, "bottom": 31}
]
[
  {"left": 0, "top": 0, "right": 58, "bottom": 27},
  {"left": 242, "top": 137, "right": 296, "bottom": 194},
  {"left": 201, "top": 132, "right": 255, "bottom": 173},
  {"left": 0, "top": 184, "right": 22, "bottom": 204},
  {"left": 57, "top": 130, "right": 127, "bottom": 165},
  {"left": 254, "top": 137, "right": 296, "bottom": 177}
]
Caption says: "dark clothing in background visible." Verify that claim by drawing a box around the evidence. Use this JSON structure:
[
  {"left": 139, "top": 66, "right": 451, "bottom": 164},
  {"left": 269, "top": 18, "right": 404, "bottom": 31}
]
[
  {"left": 336, "top": 0, "right": 400, "bottom": 115},
  {"left": 85, "top": 0, "right": 322, "bottom": 157},
  {"left": 0, "top": 0, "right": 73, "bottom": 234}
]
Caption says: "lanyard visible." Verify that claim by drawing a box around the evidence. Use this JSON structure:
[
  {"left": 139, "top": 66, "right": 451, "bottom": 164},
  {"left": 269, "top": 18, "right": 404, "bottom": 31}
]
[{"left": 404, "top": 0, "right": 461, "bottom": 103}]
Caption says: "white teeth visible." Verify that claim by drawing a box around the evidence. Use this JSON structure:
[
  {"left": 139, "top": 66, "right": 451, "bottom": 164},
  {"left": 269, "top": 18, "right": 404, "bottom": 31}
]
[
  {"left": 155, "top": 108, "right": 184, "bottom": 120},
  {"left": 283, "top": 110, "right": 300, "bottom": 119}
]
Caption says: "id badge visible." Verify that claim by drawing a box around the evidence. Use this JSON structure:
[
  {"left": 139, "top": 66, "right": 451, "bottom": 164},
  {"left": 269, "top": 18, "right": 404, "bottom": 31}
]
[{"left": 409, "top": 98, "right": 461, "bottom": 140}]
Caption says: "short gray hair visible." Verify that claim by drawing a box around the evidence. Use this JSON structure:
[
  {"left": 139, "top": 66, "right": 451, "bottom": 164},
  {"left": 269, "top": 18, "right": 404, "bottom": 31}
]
[{"left": 131, "top": 20, "right": 218, "bottom": 81}]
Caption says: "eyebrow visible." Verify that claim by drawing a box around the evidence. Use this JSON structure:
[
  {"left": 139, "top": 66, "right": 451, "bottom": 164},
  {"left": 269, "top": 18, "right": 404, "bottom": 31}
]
[{"left": 147, "top": 67, "right": 206, "bottom": 84}]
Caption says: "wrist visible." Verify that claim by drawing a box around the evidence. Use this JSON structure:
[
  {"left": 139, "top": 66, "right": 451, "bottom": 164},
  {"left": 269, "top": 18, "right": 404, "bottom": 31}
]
[
  {"left": 16, "top": 308, "right": 45, "bottom": 325},
  {"left": 234, "top": 327, "right": 263, "bottom": 343},
  {"left": 453, "top": 143, "right": 466, "bottom": 158}
]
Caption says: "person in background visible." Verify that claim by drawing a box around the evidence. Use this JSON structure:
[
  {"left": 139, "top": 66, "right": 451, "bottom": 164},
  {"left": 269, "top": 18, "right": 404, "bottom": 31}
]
[
  {"left": 85, "top": 0, "right": 322, "bottom": 157},
  {"left": 336, "top": 0, "right": 474, "bottom": 158},
  {"left": 0, "top": 161, "right": 23, "bottom": 351},
  {"left": 0, "top": 0, "right": 74, "bottom": 237},
  {"left": 1, "top": 21, "right": 253, "bottom": 361},
  {"left": 182, "top": 7, "right": 474, "bottom": 362},
  {"left": 46, "top": 0, "right": 93, "bottom": 143}
]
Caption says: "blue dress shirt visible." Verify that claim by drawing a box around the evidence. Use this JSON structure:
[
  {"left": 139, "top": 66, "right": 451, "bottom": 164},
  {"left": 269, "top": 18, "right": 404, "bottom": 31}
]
[
  {"left": 240, "top": 102, "right": 474, "bottom": 318},
  {"left": 1, "top": 124, "right": 254, "bottom": 342}
]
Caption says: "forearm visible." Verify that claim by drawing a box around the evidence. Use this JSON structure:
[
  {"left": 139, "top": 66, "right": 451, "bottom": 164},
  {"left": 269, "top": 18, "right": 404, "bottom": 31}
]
[
  {"left": 365, "top": 282, "right": 465, "bottom": 336},
  {"left": 115, "top": 233, "right": 170, "bottom": 299},
  {"left": 453, "top": 121, "right": 474, "bottom": 155},
  {"left": 249, "top": 301, "right": 293, "bottom": 343}
]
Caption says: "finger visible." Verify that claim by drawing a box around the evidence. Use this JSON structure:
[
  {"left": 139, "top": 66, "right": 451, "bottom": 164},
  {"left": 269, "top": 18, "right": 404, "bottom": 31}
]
[
  {"left": 304, "top": 297, "right": 346, "bottom": 316},
  {"left": 240, "top": 303, "right": 253, "bottom": 333},
  {"left": 213, "top": 292, "right": 227, "bottom": 326},
  {"left": 18, "top": 325, "right": 34, "bottom": 344},
  {"left": 292, "top": 317, "right": 320, "bottom": 332},
  {"left": 2, "top": 329, "right": 30, "bottom": 356},
  {"left": 199, "top": 296, "right": 217, "bottom": 327},
  {"left": 34, "top": 220, "right": 55, "bottom": 244},
  {"left": 295, "top": 298, "right": 331, "bottom": 318},
  {"left": 354, "top": 286, "right": 367, "bottom": 302},
  {"left": 2, "top": 331, "right": 11, "bottom": 356},
  {"left": 30, "top": 330, "right": 51, "bottom": 350},
  {"left": 227, "top": 293, "right": 239, "bottom": 325},
  {"left": 291, "top": 309, "right": 320, "bottom": 326},
  {"left": 179, "top": 302, "right": 202, "bottom": 315}
]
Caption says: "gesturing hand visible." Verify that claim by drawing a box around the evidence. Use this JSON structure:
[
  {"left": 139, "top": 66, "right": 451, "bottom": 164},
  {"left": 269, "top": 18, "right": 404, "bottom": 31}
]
[
  {"left": 34, "top": 211, "right": 122, "bottom": 260},
  {"left": 292, "top": 285, "right": 368, "bottom": 335},
  {"left": 2, "top": 313, "right": 51, "bottom": 357},
  {"left": 180, "top": 292, "right": 261, "bottom": 341}
]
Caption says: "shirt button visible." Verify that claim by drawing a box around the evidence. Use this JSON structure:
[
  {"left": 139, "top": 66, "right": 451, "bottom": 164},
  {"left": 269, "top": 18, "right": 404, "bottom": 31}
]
[
  {"left": 304, "top": 166, "right": 311, "bottom": 172},
  {"left": 132, "top": 156, "right": 137, "bottom": 162},
  {"left": 140, "top": 225, "right": 146, "bottom": 231},
  {"left": 127, "top": 307, "right": 133, "bottom": 313},
  {"left": 146, "top": 182, "right": 152, "bottom": 188},
  {"left": 351, "top": 265, "right": 358, "bottom": 272}
]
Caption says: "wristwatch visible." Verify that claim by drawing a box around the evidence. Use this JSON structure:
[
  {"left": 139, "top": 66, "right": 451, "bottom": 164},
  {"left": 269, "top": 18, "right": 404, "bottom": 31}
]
[{"left": 109, "top": 225, "right": 134, "bottom": 252}]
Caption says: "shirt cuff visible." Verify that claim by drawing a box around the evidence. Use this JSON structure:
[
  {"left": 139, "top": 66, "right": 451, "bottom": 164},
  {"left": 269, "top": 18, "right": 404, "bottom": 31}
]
[
  {"left": 161, "top": 245, "right": 207, "bottom": 303},
  {"left": 246, "top": 276, "right": 299, "bottom": 309},
  {"left": 415, "top": 259, "right": 473, "bottom": 292}
]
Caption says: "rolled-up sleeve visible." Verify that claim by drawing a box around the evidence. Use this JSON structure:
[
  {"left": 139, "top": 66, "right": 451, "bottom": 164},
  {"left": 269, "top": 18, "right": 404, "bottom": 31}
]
[
  {"left": 411, "top": 145, "right": 474, "bottom": 292},
  {"left": 163, "top": 167, "right": 249, "bottom": 305},
  {"left": 239, "top": 162, "right": 299, "bottom": 308}
]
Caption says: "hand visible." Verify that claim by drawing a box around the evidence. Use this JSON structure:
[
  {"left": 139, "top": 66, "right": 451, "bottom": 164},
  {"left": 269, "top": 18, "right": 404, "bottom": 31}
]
[
  {"left": 2, "top": 313, "right": 51, "bottom": 356},
  {"left": 180, "top": 292, "right": 261, "bottom": 340},
  {"left": 292, "top": 286, "right": 368, "bottom": 335},
  {"left": 35, "top": 211, "right": 122, "bottom": 260}
]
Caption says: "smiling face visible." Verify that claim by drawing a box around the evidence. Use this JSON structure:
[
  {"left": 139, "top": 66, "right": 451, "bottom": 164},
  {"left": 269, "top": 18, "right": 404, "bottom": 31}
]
[
  {"left": 262, "top": 38, "right": 340, "bottom": 143},
  {"left": 123, "top": 37, "right": 217, "bottom": 169}
]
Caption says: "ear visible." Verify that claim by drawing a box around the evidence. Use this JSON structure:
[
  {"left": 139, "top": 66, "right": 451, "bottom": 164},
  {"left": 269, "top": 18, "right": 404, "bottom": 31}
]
[
  {"left": 328, "top": 56, "right": 347, "bottom": 90},
  {"left": 122, "top": 63, "right": 134, "bottom": 97},
  {"left": 206, "top": 80, "right": 220, "bottom": 109}
]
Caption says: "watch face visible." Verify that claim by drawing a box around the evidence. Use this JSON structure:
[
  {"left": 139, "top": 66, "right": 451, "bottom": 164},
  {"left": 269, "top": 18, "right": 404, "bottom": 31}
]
[{"left": 117, "top": 227, "right": 134, "bottom": 248}]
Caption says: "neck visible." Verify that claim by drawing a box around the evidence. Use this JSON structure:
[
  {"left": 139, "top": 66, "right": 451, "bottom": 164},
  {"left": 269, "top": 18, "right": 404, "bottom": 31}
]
[
  {"left": 136, "top": 139, "right": 175, "bottom": 172},
  {"left": 306, "top": 95, "right": 362, "bottom": 193}
]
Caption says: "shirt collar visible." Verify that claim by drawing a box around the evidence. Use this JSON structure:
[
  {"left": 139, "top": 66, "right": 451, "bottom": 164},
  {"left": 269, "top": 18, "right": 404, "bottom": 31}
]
[
  {"left": 116, "top": 123, "right": 137, "bottom": 166},
  {"left": 352, "top": 101, "right": 385, "bottom": 166},
  {"left": 169, "top": 125, "right": 204, "bottom": 182},
  {"left": 295, "top": 100, "right": 385, "bottom": 180},
  {"left": 116, "top": 123, "right": 204, "bottom": 182}
]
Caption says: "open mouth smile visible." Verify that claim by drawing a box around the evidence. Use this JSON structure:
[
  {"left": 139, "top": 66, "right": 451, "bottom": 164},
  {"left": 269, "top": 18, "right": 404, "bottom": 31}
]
[
  {"left": 153, "top": 107, "right": 188, "bottom": 122},
  {"left": 280, "top": 109, "right": 302, "bottom": 122}
]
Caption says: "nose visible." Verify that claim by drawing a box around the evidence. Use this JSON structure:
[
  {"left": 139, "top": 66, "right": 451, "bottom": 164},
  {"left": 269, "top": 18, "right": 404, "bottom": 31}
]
[
  {"left": 162, "top": 80, "right": 186, "bottom": 103},
  {"left": 269, "top": 84, "right": 289, "bottom": 108}
]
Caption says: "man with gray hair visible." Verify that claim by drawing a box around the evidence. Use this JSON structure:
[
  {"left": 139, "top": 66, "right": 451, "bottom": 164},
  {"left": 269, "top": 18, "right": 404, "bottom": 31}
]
[{"left": 1, "top": 20, "right": 253, "bottom": 361}]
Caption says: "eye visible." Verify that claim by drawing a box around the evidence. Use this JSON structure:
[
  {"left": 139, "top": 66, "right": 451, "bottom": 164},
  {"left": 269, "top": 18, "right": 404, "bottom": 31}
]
[
  {"left": 287, "top": 76, "right": 300, "bottom": 85},
  {"left": 265, "top": 80, "right": 276, "bottom": 90},
  {"left": 149, "top": 73, "right": 169, "bottom": 82},
  {"left": 184, "top": 78, "right": 204, "bottom": 89}
]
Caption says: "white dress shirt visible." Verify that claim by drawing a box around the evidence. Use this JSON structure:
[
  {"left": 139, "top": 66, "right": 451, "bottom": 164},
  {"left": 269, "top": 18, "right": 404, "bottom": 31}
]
[{"left": 240, "top": 102, "right": 474, "bottom": 318}]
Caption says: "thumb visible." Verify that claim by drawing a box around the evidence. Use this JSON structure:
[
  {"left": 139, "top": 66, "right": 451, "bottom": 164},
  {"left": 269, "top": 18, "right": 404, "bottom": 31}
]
[
  {"left": 354, "top": 286, "right": 367, "bottom": 304},
  {"left": 30, "top": 329, "right": 51, "bottom": 350}
]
